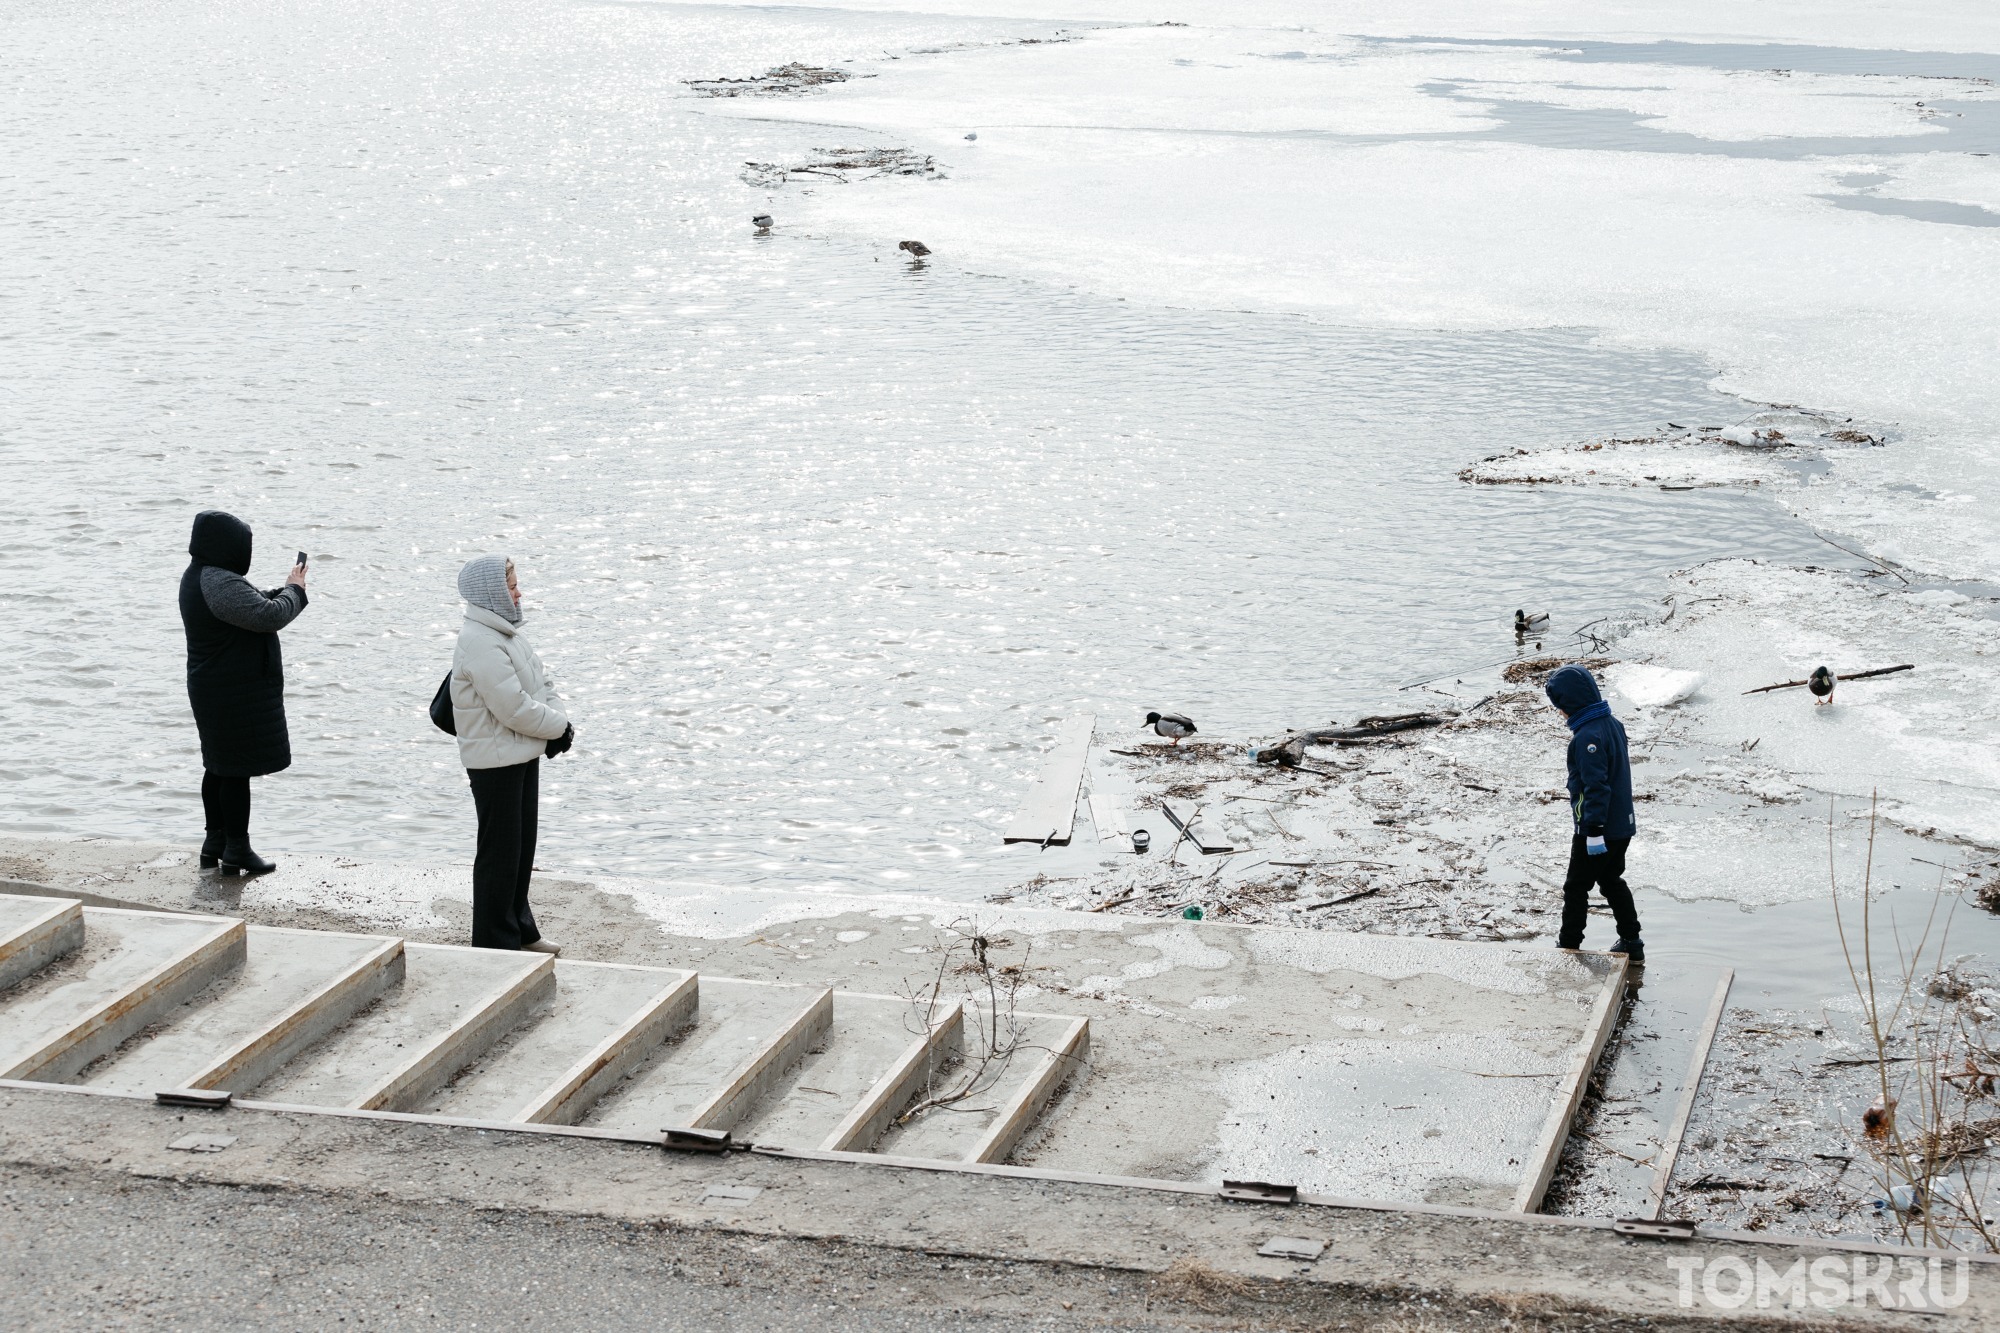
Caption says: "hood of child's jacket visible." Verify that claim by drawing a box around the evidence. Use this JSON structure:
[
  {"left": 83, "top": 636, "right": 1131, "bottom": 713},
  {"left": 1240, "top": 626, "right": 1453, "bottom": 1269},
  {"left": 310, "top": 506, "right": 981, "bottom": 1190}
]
[
  {"left": 1544, "top": 664, "right": 1603, "bottom": 715},
  {"left": 188, "top": 510, "right": 252, "bottom": 576}
]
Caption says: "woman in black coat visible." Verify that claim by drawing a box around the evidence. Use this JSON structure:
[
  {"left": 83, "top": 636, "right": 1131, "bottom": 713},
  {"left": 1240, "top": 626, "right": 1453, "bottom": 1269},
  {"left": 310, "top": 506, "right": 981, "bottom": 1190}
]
[{"left": 180, "top": 510, "right": 308, "bottom": 876}]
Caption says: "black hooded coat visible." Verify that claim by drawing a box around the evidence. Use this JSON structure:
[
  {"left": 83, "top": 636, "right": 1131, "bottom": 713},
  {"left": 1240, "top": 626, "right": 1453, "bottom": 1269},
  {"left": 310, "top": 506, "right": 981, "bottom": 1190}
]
[{"left": 180, "top": 511, "right": 308, "bottom": 777}]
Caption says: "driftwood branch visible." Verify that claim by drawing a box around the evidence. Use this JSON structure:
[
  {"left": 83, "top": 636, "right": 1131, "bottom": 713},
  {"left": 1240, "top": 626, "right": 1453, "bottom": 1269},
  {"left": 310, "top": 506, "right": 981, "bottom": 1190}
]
[
  {"left": 1743, "top": 664, "right": 1914, "bottom": 695},
  {"left": 1301, "top": 712, "right": 1452, "bottom": 744}
]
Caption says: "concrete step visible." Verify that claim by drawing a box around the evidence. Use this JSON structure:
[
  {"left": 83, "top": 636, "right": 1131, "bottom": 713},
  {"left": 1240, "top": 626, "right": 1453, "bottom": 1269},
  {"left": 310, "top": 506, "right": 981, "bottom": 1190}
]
[
  {"left": 0, "top": 895, "right": 83, "bottom": 992},
  {"left": 873, "top": 1011, "right": 1089, "bottom": 1164},
  {"left": 734, "top": 992, "right": 960, "bottom": 1152},
  {"left": 419, "top": 960, "right": 697, "bottom": 1125},
  {"left": 82, "top": 927, "right": 403, "bottom": 1096},
  {"left": 0, "top": 907, "right": 245, "bottom": 1082},
  {"left": 580, "top": 978, "right": 830, "bottom": 1135},
  {"left": 248, "top": 943, "right": 552, "bottom": 1112},
  {"left": 0, "top": 894, "right": 1090, "bottom": 1166}
]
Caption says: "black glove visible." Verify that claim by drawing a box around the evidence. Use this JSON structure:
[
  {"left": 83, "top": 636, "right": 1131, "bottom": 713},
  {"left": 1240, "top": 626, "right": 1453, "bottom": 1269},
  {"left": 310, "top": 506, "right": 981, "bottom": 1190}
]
[{"left": 545, "top": 724, "right": 574, "bottom": 758}]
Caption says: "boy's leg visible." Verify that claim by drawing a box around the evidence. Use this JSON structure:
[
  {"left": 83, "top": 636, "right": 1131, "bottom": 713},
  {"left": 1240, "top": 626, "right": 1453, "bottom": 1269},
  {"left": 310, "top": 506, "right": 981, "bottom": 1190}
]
[
  {"left": 1594, "top": 837, "right": 1642, "bottom": 940},
  {"left": 1557, "top": 834, "right": 1593, "bottom": 948}
]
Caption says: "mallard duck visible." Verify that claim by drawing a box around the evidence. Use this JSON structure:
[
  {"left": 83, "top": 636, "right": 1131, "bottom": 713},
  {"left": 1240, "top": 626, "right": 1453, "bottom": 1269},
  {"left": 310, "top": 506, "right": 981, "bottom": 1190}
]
[
  {"left": 1810, "top": 665, "right": 1835, "bottom": 705},
  {"left": 1144, "top": 710, "right": 1196, "bottom": 744},
  {"left": 752, "top": 214, "right": 773, "bottom": 231},
  {"left": 1515, "top": 609, "right": 1549, "bottom": 633},
  {"left": 898, "top": 240, "right": 931, "bottom": 257}
]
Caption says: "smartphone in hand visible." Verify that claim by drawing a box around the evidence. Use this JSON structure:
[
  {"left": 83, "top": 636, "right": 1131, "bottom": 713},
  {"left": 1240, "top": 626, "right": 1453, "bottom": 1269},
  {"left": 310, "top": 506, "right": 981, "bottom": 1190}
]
[{"left": 295, "top": 550, "right": 309, "bottom": 568}]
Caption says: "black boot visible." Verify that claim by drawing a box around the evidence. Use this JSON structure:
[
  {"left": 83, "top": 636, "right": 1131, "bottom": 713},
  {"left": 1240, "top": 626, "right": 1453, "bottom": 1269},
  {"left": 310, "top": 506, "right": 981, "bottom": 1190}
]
[
  {"left": 219, "top": 837, "right": 276, "bottom": 877},
  {"left": 1611, "top": 936, "right": 1645, "bottom": 963},
  {"left": 199, "top": 830, "right": 224, "bottom": 870}
]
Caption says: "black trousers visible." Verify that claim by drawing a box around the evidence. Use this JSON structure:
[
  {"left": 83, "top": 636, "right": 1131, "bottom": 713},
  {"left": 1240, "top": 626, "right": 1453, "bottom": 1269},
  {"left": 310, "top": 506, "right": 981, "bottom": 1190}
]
[
  {"left": 467, "top": 759, "right": 542, "bottom": 951},
  {"left": 200, "top": 772, "right": 252, "bottom": 841},
  {"left": 1558, "top": 834, "right": 1641, "bottom": 948}
]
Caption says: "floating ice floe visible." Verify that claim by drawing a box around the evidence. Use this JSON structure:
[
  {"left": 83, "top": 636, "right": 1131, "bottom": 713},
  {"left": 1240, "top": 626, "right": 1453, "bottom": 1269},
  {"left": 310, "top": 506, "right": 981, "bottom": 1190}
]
[{"left": 1603, "top": 662, "right": 1705, "bottom": 709}]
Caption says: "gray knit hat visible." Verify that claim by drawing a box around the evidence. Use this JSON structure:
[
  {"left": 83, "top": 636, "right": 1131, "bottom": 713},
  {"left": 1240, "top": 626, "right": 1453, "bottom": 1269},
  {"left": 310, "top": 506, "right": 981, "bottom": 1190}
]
[{"left": 458, "top": 554, "right": 520, "bottom": 625}]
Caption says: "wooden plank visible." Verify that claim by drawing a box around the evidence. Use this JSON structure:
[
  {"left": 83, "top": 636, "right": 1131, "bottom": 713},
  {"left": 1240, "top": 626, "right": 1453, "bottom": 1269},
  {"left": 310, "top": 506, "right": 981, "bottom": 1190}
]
[
  {"left": 1161, "top": 799, "right": 1234, "bottom": 855},
  {"left": 514, "top": 970, "right": 700, "bottom": 1126},
  {"left": 964, "top": 1015, "right": 1089, "bottom": 1165},
  {"left": 183, "top": 937, "right": 406, "bottom": 1093},
  {"left": 3, "top": 912, "right": 246, "bottom": 1082},
  {"left": 1647, "top": 969, "right": 1734, "bottom": 1219},
  {"left": 352, "top": 953, "right": 554, "bottom": 1112},
  {"left": 685, "top": 988, "right": 833, "bottom": 1131},
  {"left": 1087, "top": 794, "right": 1127, "bottom": 844},
  {"left": 819, "top": 1003, "right": 964, "bottom": 1152},
  {"left": 1513, "top": 956, "right": 1629, "bottom": 1213},
  {"left": 0, "top": 897, "right": 83, "bottom": 992},
  {"left": 1002, "top": 715, "right": 1094, "bottom": 845}
]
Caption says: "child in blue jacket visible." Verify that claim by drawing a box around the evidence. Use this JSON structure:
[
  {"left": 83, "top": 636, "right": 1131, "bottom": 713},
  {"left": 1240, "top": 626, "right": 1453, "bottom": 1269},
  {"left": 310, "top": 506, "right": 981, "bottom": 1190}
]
[{"left": 1544, "top": 664, "right": 1644, "bottom": 961}]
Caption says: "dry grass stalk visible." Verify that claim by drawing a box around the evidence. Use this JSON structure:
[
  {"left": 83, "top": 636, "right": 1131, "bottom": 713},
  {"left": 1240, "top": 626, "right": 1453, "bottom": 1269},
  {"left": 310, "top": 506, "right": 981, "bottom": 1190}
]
[
  {"left": 1152, "top": 1257, "right": 1255, "bottom": 1312},
  {"left": 1832, "top": 795, "right": 2000, "bottom": 1251}
]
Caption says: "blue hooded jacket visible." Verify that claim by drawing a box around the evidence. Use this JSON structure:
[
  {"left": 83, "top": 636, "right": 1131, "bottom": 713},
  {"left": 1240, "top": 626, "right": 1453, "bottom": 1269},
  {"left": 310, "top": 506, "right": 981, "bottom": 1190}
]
[{"left": 1544, "top": 665, "right": 1636, "bottom": 840}]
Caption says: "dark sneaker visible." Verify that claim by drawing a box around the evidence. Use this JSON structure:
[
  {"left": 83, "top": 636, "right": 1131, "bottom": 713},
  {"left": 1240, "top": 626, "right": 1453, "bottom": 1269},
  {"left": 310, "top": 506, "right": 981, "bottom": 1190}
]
[{"left": 1611, "top": 936, "right": 1646, "bottom": 963}]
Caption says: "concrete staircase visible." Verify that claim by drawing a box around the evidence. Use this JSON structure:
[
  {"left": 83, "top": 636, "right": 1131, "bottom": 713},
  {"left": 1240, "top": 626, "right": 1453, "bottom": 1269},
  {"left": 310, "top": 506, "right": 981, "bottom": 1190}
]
[{"left": 0, "top": 893, "right": 1088, "bottom": 1162}]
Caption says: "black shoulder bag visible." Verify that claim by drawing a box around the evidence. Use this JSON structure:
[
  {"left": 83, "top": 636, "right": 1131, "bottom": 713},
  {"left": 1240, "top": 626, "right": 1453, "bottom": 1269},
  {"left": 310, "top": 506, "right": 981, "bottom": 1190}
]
[{"left": 428, "top": 673, "right": 456, "bottom": 735}]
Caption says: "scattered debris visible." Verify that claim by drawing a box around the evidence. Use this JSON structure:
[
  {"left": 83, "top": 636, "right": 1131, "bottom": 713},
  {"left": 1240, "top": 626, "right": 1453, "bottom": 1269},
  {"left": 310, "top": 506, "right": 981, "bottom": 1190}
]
[
  {"left": 1248, "top": 733, "right": 1305, "bottom": 767},
  {"left": 740, "top": 147, "right": 943, "bottom": 189},
  {"left": 166, "top": 1133, "right": 236, "bottom": 1153},
  {"left": 1501, "top": 656, "right": 1614, "bottom": 686},
  {"left": 686, "top": 63, "right": 859, "bottom": 97}
]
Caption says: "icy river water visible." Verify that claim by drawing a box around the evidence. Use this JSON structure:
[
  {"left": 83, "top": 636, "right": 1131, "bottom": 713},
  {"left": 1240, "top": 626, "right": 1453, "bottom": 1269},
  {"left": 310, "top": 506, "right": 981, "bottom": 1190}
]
[{"left": 1, "top": 0, "right": 1839, "bottom": 892}]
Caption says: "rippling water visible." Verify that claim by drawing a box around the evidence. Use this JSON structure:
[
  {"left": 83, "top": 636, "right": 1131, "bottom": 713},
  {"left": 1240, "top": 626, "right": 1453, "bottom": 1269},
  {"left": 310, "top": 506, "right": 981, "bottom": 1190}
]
[{"left": 0, "top": 0, "right": 1835, "bottom": 893}]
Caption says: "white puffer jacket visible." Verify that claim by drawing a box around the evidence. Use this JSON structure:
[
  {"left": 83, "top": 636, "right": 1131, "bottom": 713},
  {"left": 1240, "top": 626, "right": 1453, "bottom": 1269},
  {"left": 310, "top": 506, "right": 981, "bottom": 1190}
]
[{"left": 451, "top": 605, "right": 570, "bottom": 770}]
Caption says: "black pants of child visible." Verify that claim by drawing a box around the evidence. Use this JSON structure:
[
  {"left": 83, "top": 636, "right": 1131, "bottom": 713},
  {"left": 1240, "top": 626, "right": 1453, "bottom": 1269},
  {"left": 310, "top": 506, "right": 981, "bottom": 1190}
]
[
  {"left": 1558, "top": 834, "right": 1641, "bottom": 948},
  {"left": 467, "top": 758, "right": 543, "bottom": 951}
]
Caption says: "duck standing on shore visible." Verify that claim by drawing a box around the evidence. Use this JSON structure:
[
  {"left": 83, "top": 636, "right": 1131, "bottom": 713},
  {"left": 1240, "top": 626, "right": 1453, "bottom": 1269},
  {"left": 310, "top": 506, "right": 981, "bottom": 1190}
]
[{"left": 1144, "top": 710, "right": 1197, "bottom": 745}]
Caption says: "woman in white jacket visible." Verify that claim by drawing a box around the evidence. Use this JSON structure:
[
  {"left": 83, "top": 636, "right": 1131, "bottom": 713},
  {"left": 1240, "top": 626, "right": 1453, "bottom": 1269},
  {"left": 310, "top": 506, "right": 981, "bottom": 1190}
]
[{"left": 452, "top": 555, "right": 573, "bottom": 954}]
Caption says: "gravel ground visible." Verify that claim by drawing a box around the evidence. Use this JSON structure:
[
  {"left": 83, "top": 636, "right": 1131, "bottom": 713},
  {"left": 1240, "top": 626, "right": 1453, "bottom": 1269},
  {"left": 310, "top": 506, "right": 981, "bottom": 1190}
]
[{"left": 3, "top": 1163, "right": 1207, "bottom": 1332}]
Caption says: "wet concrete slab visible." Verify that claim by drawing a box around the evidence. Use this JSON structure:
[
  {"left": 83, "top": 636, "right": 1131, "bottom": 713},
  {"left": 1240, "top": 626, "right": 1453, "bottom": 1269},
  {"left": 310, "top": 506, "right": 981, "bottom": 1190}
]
[{"left": 599, "top": 884, "right": 1628, "bottom": 1211}]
